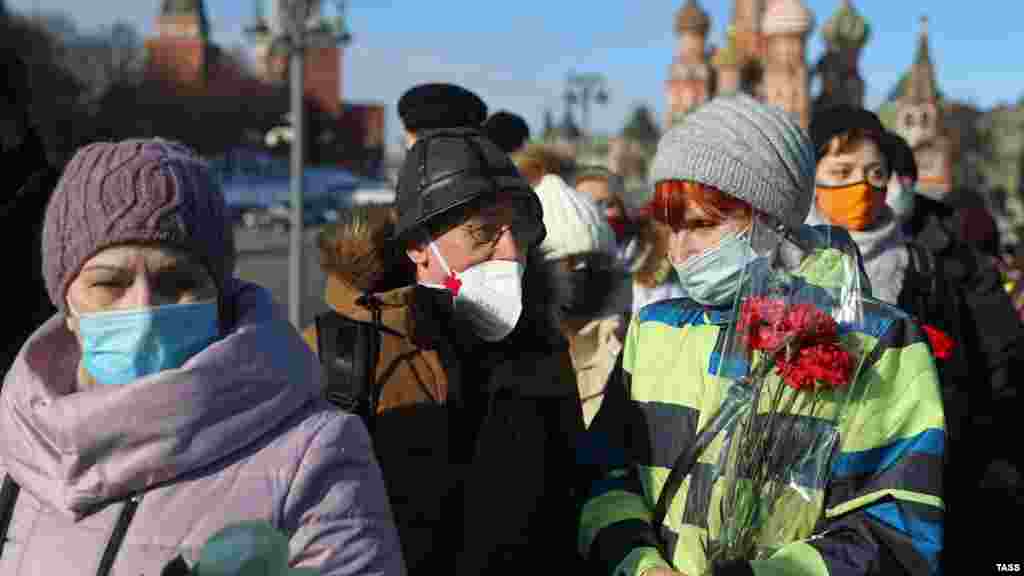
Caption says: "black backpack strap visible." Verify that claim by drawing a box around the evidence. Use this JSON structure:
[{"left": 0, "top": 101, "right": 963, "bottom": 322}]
[
  {"left": 0, "top": 474, "right": 20, "bottom": 559},
  {"left": 0, "top": 473, "right": 140, "bottom": 575},
  {"left": 904, "top": 241, "right": 970, "bottom": 388},
  {"left": 96, "top": 495, "right": 141, "bottom": 576},
  {"left": 315, "top": 299, "right": 383, "bottom": 432},
  {"left": 911, "top": 241, "right": 937, "bottom": 292},
  {"left": 160, "top": 555, "right": 192, "bottom": 576},
  {"left": 902, "top": 241, "right": 938, "bottom": 321}
]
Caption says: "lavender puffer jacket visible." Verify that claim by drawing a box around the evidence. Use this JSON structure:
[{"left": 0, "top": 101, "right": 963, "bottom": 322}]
[{"left": 0, "top": 281, "right": 405, "bottom": 576}]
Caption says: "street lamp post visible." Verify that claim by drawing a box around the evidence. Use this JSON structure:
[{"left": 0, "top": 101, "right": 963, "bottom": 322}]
[
  {"left": 287, "top": 41, "right": 304, "bottom": 328},
  {"left": 247, "top": 0, "right": 350, "bottom": 328},
  {"left": 565, "top": 71, "right": 609, "bottom": 145}
]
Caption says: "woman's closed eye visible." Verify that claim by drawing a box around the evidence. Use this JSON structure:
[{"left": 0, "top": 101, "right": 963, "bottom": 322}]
[
  {"left": 85, "top": 271, "right": 132, "bottom": 292},
  {"left": 684, "top": 219, "right": 718, "bottom": 231}
]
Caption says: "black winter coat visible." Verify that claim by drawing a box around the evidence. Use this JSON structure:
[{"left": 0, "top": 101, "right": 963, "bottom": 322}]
[
  {"left": 906, "top": 196, "right": 1023, "bottom": 565},
  {"left": 305, "top": 206, "right": 587, "bottom": 576},
  {"left": 907, "top": 197, "right": 1023, "bottom": 408}
]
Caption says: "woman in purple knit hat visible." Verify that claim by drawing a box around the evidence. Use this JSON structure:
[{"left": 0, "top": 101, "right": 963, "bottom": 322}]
[{"left": 0, "top": 138, "right": 405, "bottom": 576}]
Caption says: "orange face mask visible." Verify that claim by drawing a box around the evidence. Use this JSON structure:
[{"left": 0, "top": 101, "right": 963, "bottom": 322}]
[{"left": 815, "top": 181, "right": 881, "bottom": 231}]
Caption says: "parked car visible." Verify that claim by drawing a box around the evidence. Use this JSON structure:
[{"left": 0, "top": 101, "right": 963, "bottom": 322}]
[
  {"left": 264, "top": 198, "right": 338, "bottom": 232},
  {"left": 212, "top": 149, "right": 395, "bottom": 231}
]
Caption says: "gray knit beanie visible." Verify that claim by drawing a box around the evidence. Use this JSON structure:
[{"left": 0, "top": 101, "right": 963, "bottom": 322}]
[
  {"left": 42, "top": 138, "right": 233, "bottom": 311},
  {"left": 648, "top": 93, "right": 816, "bottom": 231}
]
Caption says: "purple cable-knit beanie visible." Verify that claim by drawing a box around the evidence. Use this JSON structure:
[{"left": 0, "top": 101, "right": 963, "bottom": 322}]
[{"left": 42, "top": 138, "right": 233, "bottom": 311}]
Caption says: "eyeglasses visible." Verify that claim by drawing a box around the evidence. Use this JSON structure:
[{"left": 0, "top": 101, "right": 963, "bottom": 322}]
[{"left": 465, "top": 195, "right": 544, "bottom": 248}]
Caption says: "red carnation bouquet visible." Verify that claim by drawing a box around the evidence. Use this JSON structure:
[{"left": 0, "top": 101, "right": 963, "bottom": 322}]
[{"left": 702, "top": 232, "right": 872, "bottom": 570}]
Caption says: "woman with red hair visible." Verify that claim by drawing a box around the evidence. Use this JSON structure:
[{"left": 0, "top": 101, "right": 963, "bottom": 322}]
[
  {"left": 579, "top": 94, "right": 944, "bottom": 576},
  {"left": 650, "top": 180, "right": 753, "bottom": 289}
]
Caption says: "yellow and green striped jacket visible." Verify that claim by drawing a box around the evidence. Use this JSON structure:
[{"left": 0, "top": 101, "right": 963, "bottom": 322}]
[{"left": 579, "top": 284, "right": 945, "bottom": 576}]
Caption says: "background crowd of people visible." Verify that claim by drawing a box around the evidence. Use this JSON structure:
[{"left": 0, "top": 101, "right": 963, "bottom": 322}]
[{"left": 3, "top": 40, "right": 1023, "bottom": 576}]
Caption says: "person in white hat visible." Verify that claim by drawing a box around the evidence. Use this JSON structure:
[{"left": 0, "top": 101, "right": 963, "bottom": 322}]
[{"left": 533, "top": 172, "right": 623, "bottom": 426}]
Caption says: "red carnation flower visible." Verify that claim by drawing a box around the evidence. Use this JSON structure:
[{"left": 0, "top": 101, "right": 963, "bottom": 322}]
[
  {"left": 922, "top": 324, "right": 954, "bottom": 360},
  {"left": 737, "top": 298, "right": 854, "bottom": 391},
  {"left": 775, "top": 342, "right": 853, "bottom": 391},
  {"left": 737, "top": 297, "right": 787, "bottom": 349}
]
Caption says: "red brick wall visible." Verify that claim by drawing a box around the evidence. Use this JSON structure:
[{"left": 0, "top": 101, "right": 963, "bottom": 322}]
[
  {"left": 358, "top": 104, "right": 385, "bottom": 148},
  {"left": 145, "top": 37, "right": 206, "bottom": 86},
  {"left": 267, "top": 47, "right": 342, "bottom": 116},
  {"left": 142, "top": 25, "right": 383, "bottom": 176},
  {"left": 304, "top": 46, "right": 341, "bottom": 116}
]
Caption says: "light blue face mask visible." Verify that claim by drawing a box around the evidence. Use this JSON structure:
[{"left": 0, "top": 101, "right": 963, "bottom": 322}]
[
  {"left": 673, "top": 228, "right": 758, "bottom": 306},
  {"left": 72, "top": 300, "right": 220, "bottom": 385},
  {"left": 886, "top": 177, "right": 916, "bottom": 221}
]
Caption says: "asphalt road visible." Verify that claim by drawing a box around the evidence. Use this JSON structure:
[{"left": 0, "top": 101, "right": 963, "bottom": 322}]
[{"left": 233, "top": 226, "right": 331, "bottom": 330}]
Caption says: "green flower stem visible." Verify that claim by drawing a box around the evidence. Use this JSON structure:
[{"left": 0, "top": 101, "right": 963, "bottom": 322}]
[{"left": 714, "top": 332, "right": 820, "bottom": 564}]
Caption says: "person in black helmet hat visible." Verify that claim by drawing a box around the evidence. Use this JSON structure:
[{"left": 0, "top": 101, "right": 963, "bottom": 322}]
[
  {"left": 397, "top": 83, "right": 488, "bottom": 149},
  {"left": 2, "top": 51, "right": 59, "bottom": 376},
  {"left": 303, "top": 127, "right": 586, "bottom": 575},
  {"left": 482, "top": 109, "right": 531, "bottom": 154}
]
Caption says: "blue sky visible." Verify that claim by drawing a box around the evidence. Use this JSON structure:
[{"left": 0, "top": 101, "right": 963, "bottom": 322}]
[{"left": 9, "top": 1, "right": 1024, "bottom": 151}]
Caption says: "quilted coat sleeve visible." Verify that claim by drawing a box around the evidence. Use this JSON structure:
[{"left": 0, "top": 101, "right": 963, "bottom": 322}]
[{"left": 282, "top": 409, "right": 406, "bottom": 576}]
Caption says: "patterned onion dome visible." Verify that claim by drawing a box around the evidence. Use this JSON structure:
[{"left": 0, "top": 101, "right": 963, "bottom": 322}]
[
  {"left": 761, "top": 0, "right": 815, "bottom": 36},
  {"left": 675, "top": 0, "right": 710, "bottom": 35},
  {"left": 823, "top": 0, "right": 870, "bottom": 49}
]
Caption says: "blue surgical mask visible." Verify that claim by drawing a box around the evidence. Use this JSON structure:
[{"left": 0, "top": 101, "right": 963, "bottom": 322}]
[
  {"left": 72, "top": 300, "right": 220, "bottom": 385},
  {"left": 673, "top": 228, "right": 758, "bottom": 306},
  {"left": 886, "top": 177, "right": 916, "bottom": 221}
]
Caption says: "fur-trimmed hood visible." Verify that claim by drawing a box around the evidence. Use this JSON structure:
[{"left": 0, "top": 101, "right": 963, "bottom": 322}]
[{"left": 315, "top": 204, "right": 571, "bottom": 346}]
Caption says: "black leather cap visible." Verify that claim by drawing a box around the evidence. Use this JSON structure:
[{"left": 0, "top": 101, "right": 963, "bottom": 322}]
[{"left": 392, "top": 128, "right": 543, "bottom": 242}]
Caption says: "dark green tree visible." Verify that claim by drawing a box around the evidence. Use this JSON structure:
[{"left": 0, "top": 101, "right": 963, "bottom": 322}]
[
  {"left": 541, "top": 109, "right": 555, "bottom": 140},
  {"left": 0, "top": 10, "right": 90, "bottom": 166},
  {"left": 622, "top": 104, "right": 660, "bottom": 144}
]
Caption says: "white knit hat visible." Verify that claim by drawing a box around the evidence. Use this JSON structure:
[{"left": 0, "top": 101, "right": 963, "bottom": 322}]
[{"left": 533, "top": 173, "right": 617, "bottom": 262}]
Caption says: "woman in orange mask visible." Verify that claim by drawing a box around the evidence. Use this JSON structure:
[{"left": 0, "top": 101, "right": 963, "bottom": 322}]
[{"left": 807, "top": 106, "right": 908, "bottom": 304}]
